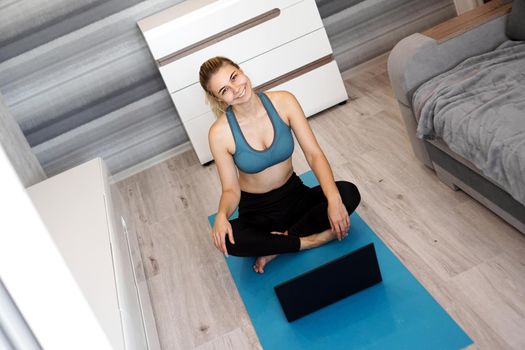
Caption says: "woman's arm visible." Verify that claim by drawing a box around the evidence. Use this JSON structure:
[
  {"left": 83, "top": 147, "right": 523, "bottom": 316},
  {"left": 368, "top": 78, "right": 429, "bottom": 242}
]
[
  {"left": 209, "top": 119, "right": 241, "bottom": 255},
  {"left": 279, "top": 91, "right": 350, "bottom": 238}
]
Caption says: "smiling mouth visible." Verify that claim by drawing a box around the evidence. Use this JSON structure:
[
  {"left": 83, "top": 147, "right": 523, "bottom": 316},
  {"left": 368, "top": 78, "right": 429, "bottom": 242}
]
[{"left": 237, "top": 87, "right": 246, "bottom": 99}]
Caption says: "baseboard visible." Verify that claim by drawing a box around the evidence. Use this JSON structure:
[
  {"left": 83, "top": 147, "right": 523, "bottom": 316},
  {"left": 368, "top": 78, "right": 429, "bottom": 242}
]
[{"left": 111, "top": 142, "right": 192, "bottom": 183}]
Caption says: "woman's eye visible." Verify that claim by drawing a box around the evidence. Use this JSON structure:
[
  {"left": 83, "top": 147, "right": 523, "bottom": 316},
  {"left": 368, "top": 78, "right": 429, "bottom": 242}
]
[
  {"left": 221, "top": 87, "right": 228, "bottom": 95},
  {"left": 231, "top": 74, "right": 237, "bottom": 81}
]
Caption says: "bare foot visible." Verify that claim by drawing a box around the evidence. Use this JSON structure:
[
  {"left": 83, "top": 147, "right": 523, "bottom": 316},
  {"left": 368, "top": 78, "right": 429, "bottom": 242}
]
[
  {"left": 253, "top": 255, "right": 277, "bottom": 273},
  {"left": 299, "top": 229, "right": 338, "bottom": 250}
]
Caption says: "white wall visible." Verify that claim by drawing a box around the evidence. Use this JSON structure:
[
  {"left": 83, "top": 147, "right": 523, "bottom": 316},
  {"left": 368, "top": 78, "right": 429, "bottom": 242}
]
[
  {"left": 0, "top": 145, "right": 113, "bottom": 350},
  {"left": 454, "top": 0, "right": 484, "bottom": 14}
]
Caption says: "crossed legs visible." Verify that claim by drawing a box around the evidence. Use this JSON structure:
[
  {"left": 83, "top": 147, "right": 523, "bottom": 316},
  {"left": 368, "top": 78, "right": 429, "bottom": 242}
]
[{"left": 225, "top": 181, "right": 361, "bottom": 273}]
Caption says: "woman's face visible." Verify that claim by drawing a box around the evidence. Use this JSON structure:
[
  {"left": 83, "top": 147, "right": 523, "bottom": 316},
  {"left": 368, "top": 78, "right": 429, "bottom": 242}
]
[{"left": 207, "top": 63, "right": 253, "bottom": 106}]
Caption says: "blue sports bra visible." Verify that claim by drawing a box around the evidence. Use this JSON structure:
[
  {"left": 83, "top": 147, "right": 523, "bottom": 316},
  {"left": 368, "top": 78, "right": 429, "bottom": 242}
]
[{"left": 226, "top": 92, "right": 294, "bottom": 174}]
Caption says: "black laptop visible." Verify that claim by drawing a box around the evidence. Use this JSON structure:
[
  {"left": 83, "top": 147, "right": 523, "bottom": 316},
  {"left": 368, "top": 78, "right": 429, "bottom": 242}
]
[{"left": 274, "top": 243, "right": 382, "bottom": 322}]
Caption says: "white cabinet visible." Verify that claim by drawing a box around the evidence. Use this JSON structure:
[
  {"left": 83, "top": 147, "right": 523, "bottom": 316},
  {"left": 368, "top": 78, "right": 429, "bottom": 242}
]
[
  {"left": 138, "top": 0, "right": 348, "bottom": 164},
  {"left": 26, "top": 158, "right": 160, "bottom": 350}
]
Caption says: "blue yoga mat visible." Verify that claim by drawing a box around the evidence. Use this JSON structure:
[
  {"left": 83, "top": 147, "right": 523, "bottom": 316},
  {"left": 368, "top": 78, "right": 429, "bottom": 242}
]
[{"left": 208, "top": 171, "right": 472, "bottom": 350}]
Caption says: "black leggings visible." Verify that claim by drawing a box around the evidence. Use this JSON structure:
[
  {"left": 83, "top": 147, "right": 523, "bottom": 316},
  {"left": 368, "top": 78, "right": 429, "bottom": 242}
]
[{"left": 226, "top": 172, "right": 361, "bottom": 257}]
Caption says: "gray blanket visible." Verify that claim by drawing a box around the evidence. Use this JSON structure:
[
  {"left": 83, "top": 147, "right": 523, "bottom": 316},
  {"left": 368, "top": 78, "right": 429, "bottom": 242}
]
[{"left": 413, "top": 40, "right": 525, "bottom": 206}]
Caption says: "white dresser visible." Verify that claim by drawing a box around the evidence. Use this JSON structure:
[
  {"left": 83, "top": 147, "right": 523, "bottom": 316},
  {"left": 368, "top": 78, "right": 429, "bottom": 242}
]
[
  {"left": 138, "top": 0, "right": 348, "bottom": 164},
  {"left": 26, "top": 158, "right": 160, "bottom": 350}
]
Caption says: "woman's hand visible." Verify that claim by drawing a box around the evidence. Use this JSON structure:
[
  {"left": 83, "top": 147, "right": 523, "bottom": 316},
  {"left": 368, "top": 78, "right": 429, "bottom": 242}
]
[
  {"left": 211, "top": 213, "right": 235, "bottom": 256},
  {"left": 327, "top": 199, "right": 350, "bottom": 241}
]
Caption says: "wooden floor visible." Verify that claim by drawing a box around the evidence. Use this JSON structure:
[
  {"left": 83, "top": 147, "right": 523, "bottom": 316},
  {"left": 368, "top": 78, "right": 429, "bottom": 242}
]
[{"left": 116, "top": 53, "right": 525, "bottom": 350}]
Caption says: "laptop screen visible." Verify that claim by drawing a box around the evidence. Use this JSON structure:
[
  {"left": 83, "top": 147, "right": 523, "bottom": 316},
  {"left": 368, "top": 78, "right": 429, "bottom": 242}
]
[{"left": 274, "top": 243, "right": 382, "bottom": 322}]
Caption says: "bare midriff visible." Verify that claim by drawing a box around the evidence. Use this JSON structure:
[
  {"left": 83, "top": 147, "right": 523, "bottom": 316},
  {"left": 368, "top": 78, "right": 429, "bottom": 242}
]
[{"left": 238, "top": 158, "right": 294, "bottom": 194}]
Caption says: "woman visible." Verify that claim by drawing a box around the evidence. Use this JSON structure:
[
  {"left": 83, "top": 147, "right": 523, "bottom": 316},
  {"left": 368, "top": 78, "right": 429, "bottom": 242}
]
[{"left": 200, "top": 57, "right": 361, "bottom": 273}]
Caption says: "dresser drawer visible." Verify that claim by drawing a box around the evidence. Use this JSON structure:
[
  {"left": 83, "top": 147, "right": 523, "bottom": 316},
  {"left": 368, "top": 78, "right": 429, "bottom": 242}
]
[
  {"left": 182, "top": 111, "right": 217, "bottom": 164},
  {"left": 268, "top": 60, "right": 348, "bottom": 116},
  {"left": 159, "top": 0, "right": 323, "bottom": 93},
  {"left": 171, "top": 27, "right": 333, "bottom": 123},
  {"left": 184, "top": 61, "right": 347, "bottom": 164},
  {"left": 140, "top": 0, "right": 304, "bottom": 61}
]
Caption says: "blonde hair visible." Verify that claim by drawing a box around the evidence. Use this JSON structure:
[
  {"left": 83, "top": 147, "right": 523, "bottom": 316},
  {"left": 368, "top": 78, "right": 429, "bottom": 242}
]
[{"left": 199, "top": 56, "right": 240, "bottom": 118}]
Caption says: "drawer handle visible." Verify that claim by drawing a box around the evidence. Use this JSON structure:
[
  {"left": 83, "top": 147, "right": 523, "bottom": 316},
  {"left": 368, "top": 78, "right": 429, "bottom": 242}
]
[
  {"left": 158, "top": 8, "right": 281, "bottom": 67},
  {"left": 254, "top": 54, "right": 335, "bottom": 92}
]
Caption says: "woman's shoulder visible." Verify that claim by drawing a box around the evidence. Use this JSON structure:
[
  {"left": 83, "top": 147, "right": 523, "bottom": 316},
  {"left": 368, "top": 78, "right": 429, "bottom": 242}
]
[
  {"left": 209, "top": 113, "right": 236, "bottom": 156},
  {"left": 209, "top": 113, "right": 229, "bottom": 140},
  {"left": 264, "top": 90, "right": 300, "bottom": 119},
  {"left": 265, "top": 90, "right": 296, "bottom": 105}
]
